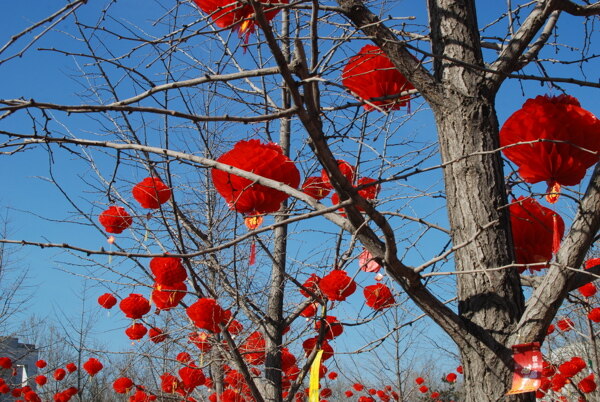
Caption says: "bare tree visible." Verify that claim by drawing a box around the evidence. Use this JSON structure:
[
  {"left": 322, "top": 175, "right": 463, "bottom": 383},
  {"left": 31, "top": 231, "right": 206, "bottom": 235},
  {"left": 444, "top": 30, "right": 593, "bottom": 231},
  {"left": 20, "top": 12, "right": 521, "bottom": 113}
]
[{"left": 0, "top": 1, "right": 599, "bottom": 401}]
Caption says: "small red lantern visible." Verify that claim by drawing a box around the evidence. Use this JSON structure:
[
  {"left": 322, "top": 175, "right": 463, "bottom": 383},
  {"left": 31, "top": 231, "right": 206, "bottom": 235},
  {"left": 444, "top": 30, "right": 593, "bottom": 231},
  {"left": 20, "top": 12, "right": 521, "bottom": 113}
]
[
  {"left": 83, "top": 358, "right": 103, "bottom": 377},
  {"left": 578, "top": 374, "right": 597, "bottom": 394},
  {"left": 148, "top": 327, "right": 167, "bottom": 343},
  {"left": 302, "top": 337, "right": 333, "bottom": 361},
  {"left": 331, "top": 176, "right": 381, "bottom": 214},
  {"left": 342, "top": 45, "right": 415, "bottom": 111},
  {"left": 35, "top": 375, "right": 47, "bottom": 386},
  {"left": 65, "top": 363, "right": 77, "bottom": 373},
  {"left": 132, "top": 177, "right": 171, "bottom": 209},
  {"left": 179, "top": 363, "right": 206, "bottom": 391},
  {"left": 363, "top": 283, "right": 395, "bottom": 310},
  {"left": 301, "top": 176, "right": 331, "bottom": 200},
  {"left": 53, "top": 369, "right": 66, "bottom": 381},
  {"left": 98, "top": 293, "right": 117, "bottom": 309},
  {"left": 152, "top": 282, "right": 187, "bottom": 310},
  {"left": 98, "top": 206, "right": 133, "bottom": 234},
  {"left": 189, "top": 332, "right": 212, "bottom": 352},
  {"left": 125, "top": 323, "right": 148, "bottom": 340},
  {"left": 35, "top": 360, "right": 47, "bottom": 369},
  {"left": 240, "top": 331, "right": 266, "bottom": 365},
  {"left": 318, "top": 270, "right": 357, "bottom": 301},
  {"left": 113, "top": 377, "right": 134, "bottom": 394},
  {"left": 0, "top": 358, "right": 11, "bottom": 369},
  {"left": 150, "top": 256, "right": 187, "bottom": 285},
  {"left": 119, "top": 294, "right": 151, "bottom": 319},
  {"left": 186, "top": 298, "right": 226, "bottom": 333},
  {"left": 192, "top": 0, "right": 287, "bottom": 42},
  {"left": 509, "top": 197, "right": 565, "bottom": 272},
  {"left": 212, "top": 140, "right": 300, "bottom": 215},
  {"left": 321, "top": 159, "right": 355, "bottom": 188},
  {"left": 578, "top": 282, "right": 597, "bottom": 298},
  {"left": 314, "top": 315, "right": 344, "bottom": 339},
  {"left": 299, "top": 274, "right": 321, "bottom": 298},
  {"left": 500, "top": 94, "right": 600, "bottom": 203}
]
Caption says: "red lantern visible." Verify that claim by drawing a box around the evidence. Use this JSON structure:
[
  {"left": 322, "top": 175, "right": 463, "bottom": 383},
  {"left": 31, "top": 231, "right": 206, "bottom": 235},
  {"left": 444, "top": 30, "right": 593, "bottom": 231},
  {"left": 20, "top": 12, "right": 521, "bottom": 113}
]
[
  {"left": 578, "top": 374, "right": 597, "bottom": 394},
  {"left": 302, "top": 337, "right": 334, "bottom": 361},
  {"left": 301, "top": 176, "right": 331, "bottom": 200},
  {"left": 318, "top": 270, "right": 357, "bottom": 301},
  {"left": 53, "top": 369, "right": 66, "bottom": 381},
  {"left": 589, "top": 308, "right": 600, "bottom": 322},
  {"left": 35, "top": 360, "right": 47, "bottom": 369},
  {"left": 125, "top": 323, "right": 147, "bottom": 340},
  {"left": 359, "top": 249, "right": 381, "bottom": 273},
  {"left": 83, "top": 358, "right": 103, "bottom": 377},
  {"left": 189, "top": 332, "right": 212, "bottom": 352},
  {"left": 500, "top": 95, "right": 600, "bottom": 203},
  {"left": 556, "top": 318, "right": 574, "bottom": 331},
  {"left": 132, "top": 177, "right": 171, "bottom": 209},
  {"left": 212, "top": 140, "right": 300, "bottom": 215},
  {"left": 150, "top": 256, "right": 187, "bottom": 285},
  {"left": 65, "top": 363, "right": 77, "bottom": 373},
  {"left": 152, "top": 282, "right": 187, "bottom": 310},
  {"left": 239, "top": 331, "right": 266, "bottom": 365},
  {"left": 113, "top": 377, "right": 134, "bottom": 394},
  {"left": 186, "top": 298, "right": 226, "bottom": 333},
  {"left": 578, "top": 282, "right": 597, "bottom": 297},
  {"left": 192, "top": 0, "right": 287, "bottom": 42},
  {"left": 98, "top": 206, "right": 133, "bottom": 234},
  {"left": 148, "top": 327, "right": 167, "bottom": 343},
  {"left": 509, "top": 197, "right": 565, "bottom": 272},
  {"left": 363, "top": 283, "right": 395, "bottom": 310},
  {"left": 299, "top": 274, "right": 321, "bottom": 298},
  {"left": 98, "top": 293, "right": 117, "bottom": 309},
  {"left": 342, "top": 45, "right": 415, "bottom": 111},
  {"left": 179, "top": 363, "right": 206, "bottom": 391},
  {"left": 35, "top": 375, "right": 47, "bottom": 386},
  {"left": 119, "top": 294, "right": 151, "bottom": 319},
  {"left": 321, "top": 160, "right": 355, "bottom": 188},
  {"left": 331, "top": 176, "right": 380, "bottom": 214},
  {"left": 314, "top": 315, "right": 344, "bottom": 339}
]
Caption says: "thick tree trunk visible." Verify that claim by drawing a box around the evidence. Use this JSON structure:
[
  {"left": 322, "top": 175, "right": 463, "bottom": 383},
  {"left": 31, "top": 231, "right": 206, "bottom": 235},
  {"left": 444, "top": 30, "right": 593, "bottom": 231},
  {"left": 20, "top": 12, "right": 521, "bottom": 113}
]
[{"left": 433, "top": 95, "right": 529, "bottom": 401}]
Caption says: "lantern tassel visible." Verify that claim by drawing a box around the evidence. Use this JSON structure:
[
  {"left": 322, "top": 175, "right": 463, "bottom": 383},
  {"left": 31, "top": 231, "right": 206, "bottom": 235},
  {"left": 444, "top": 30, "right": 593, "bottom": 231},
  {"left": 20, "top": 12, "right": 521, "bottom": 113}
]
[
  {"left": 249, "top": 240, "right": 256, "bottom": 266},
  {"left": 552, "top": 213, "right": 561, "bottom": 254}
]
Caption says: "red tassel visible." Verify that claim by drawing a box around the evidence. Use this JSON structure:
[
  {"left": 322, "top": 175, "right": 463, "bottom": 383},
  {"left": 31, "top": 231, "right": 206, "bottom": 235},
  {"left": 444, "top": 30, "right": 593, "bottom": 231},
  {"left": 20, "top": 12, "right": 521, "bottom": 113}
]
[
  {"left": 552, "top": 213, "right": 561, "bottom": 254},
  {"left": 249, "top": 240, "right": 256, "bottom": 266},
  {"left": 545, "top": 182, "right": 561, "bottom": 204}
]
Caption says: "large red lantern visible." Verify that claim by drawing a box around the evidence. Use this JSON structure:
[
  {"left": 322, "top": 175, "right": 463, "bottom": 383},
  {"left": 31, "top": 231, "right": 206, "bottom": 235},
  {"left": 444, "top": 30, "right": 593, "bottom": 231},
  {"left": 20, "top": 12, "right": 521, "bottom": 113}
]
[
  {"left": 98, "top": 206, "right": 132, "bottom": 234},
  {"left": 132, "top": 177, "right": 171, "bottom": 209},
  {"left": 83, "top": 358, "right": 103, "bottom": 377},
  {"left": 342, "top": 45, "right": 415, "bottom": 112},
  {"left": 212, "top": 139, "right": 300, "bottom": 216},
  {"left": 152, "top": 282, "right": 187, "bottom": 310},
  {"left": 500, "top": 95, "right": 600, "bottom": 203},
  {"left": 363, "top": 283, "right": 395, "bottom": 310},
  {"left": 125, "top": 323, "right": 148, "bottom": 340},
  {"left": 186, "top": 298, "right": 226, "bottom": 333},
  {"left": 119, "top": 293, "right": 151, "bottom": 319},
  {"left": 509, "top": 197, "right": 565, "bottom": 272},
  {"left": 192, "top": 0, "right": 287, "bottom": 42},
  {"left": 179, "top": 364, "right": 206, "bottom": 392},
  {"left": 150, "top": 256, "right": 187, "bottom": 285}
]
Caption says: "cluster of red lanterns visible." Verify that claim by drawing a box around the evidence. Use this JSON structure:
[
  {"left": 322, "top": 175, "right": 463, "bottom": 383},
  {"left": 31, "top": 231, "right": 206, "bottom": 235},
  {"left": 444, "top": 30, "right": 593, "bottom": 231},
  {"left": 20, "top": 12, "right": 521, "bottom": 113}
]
[
  {"left": 535, "top": 356, "right": 596, "bottom": 398},
  {"left": 150, "top": 256, "right": 188, "bottom": 311},
  {"left": 342, "top": 45, "right": 415, "bottom": 112}
]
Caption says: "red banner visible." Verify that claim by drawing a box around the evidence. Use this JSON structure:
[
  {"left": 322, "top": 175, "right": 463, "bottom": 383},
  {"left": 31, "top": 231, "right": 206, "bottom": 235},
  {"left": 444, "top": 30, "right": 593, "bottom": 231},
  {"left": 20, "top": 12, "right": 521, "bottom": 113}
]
[{"left": 506, "top": 342, "right": 543, "bottom": 395}]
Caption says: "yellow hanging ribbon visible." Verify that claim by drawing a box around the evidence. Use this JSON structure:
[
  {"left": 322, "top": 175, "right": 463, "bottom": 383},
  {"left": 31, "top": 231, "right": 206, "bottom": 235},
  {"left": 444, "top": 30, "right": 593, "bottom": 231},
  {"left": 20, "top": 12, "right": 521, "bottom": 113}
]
[{"left": 309, "top": 349, "right": 324, "bottom": 402}]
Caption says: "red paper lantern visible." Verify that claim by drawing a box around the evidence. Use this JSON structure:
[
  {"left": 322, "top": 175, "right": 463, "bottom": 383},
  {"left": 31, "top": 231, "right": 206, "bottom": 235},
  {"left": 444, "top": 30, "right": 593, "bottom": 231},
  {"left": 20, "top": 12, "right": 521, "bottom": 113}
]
[
  {"left": 132, "top": 177, "right": 171, "bottom": 209},
  {"left": 300, "top": 302, "right": 318, "bottom": 318},
  {"left": 556, "top": 318, "right": 574, "bottom": 331},
  {"left": 125, "top": 323, "right": 148, "bottom": 340},
  {"left": 148, "top": 327, "right": 167, "bottom": 343},
  {"left": 35, "top": 360, "right": 47, "bottom": 369},
  {"left": 302, "top": 337, "right": 334, "bottom": 361},
  {"left": 342, "top": 45, "right": 415, "bottom": 111},
  {"left": 53, "top": 369, "right": 66, "bottom": 381},
  {"left": 83, "top": 358, "right": 103, "bottom": 377},
  {"left": 113, "top": 377, "right": 134, "bottom": 394},
  {"left": 98, "top": 206, "right": 133, "bottom": 234},
  {"left": 299, "top": 274, "right": 321, "bottom": 298},
  {"left": 578, "top": 374, "right": 597, "bottom": 393},
  {"left": 578, "top": 282, "right": 597, "bottom": 297},
  {"left": 301, "top": 176, "right": 331, "bottom": 200},
  {"left": 314, "top": 315, "right": 344, "bottom": 339},
  {"left": 500, "top": 94, "right": 600, "bottom": 203},
  {"left": 179, "top": 364, "right": 206, "bottom": 391},
  {"left": 192, "top": 0, "right": 287, "bottom": 42},
  {"left": 35, "top": 375, "right": 47, "bottom": 386},
  {"left": 446, "top": 372, "right": 457, "bottom": 383},
  {"left": 321, "top": 160, "right": 356, "bottom": 188},
  {"left": 509, "top": 197, "right": 565, "bottom": 272},
  {"left": 189, "top": 332, "right": 212, "bottom": 352},
  {"left": 119, "top": 294, "right": 151, "bottom": 319},
  {"left": 363, "top": 283, "right": 395, "bottom": 310},
  {"left": 331, "top": 176, "right": 381, "bottom": 213},
  {"left": 0, "top": 357, "right": 11, "bottom": 369},
  {"left": 589, "top": 308, "right": 600, "bottom": 322},
  {"left": 318, "top": 270, "right": 357, "bottom": 301},
  {"left": 65, "top": 363, "right": 77, "bottom": 373},
  {"left": 152, "top": 281, "right": 187, "bottom": 310},
  {"left": 415, "top": 377, "right": 425, "bottom": 385},
  {"left": 186, "top": 298, "right": 226, "bottom": 333},
  {"left": 150, "top": 256, "right": 187, "bottom": 285},
  {"left": 211, "top": 140, "right": 300, "bottom": 216},
  {"left": 239, "top": 331, "right": 266, "bottom": 365},
  {"left": 97, "top": 293, "right": 117, "bottom": 309}
]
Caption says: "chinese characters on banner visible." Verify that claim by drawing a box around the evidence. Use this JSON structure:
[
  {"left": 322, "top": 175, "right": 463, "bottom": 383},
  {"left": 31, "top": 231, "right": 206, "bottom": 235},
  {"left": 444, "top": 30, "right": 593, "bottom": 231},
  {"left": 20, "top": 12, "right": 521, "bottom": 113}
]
[{"left": 506, "top": 342, "right": 543, "bottom": 395}]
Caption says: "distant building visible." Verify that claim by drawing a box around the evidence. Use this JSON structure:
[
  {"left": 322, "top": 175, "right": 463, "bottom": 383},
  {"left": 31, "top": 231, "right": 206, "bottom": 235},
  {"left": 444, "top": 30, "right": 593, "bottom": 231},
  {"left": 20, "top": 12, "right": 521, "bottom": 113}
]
[{"left": 0, "top": 337, "right": 38, "bottom": 399}]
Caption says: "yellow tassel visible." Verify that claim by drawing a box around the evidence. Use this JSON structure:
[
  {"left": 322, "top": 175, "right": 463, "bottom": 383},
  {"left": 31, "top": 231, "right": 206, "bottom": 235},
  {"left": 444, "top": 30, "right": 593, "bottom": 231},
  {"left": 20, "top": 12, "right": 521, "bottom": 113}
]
[{"left": 309, "top": 349, "right": 324, "bottom": 402}]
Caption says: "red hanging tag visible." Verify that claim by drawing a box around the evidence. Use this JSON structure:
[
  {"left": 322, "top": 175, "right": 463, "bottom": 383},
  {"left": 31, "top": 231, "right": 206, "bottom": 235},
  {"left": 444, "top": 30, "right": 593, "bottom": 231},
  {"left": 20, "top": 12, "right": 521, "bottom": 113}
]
[
  {"left": 506, "top": 342, "right": 542, "bottom": 395},
  {"left": 552, "top": 213, "right": 561, "bottom": 254},
  {"left": 249, "top": 240, "right": 256, "bottom": 266}
]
